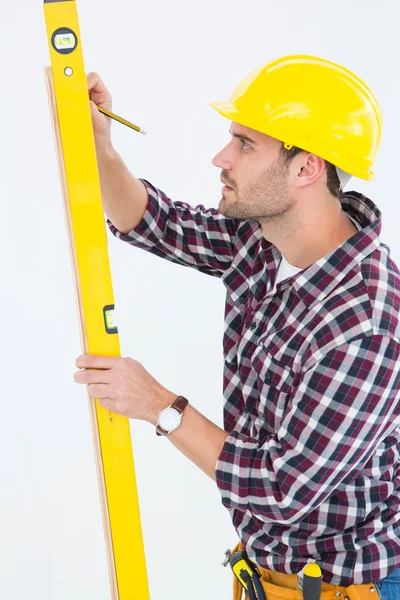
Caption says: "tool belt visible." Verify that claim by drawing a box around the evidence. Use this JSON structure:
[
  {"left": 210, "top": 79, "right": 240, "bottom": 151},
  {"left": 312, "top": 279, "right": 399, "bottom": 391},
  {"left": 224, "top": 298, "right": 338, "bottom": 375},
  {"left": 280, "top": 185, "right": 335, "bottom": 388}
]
[{"left": 230, "top": 542, "right": 381, "bottom": 600}]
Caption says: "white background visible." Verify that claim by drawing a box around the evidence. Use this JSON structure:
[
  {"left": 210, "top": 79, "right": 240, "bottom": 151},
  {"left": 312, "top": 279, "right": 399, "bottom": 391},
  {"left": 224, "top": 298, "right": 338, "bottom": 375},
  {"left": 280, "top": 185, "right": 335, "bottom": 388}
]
[{"left": 1, "top": 1, "right": 399, "bottom": 599}]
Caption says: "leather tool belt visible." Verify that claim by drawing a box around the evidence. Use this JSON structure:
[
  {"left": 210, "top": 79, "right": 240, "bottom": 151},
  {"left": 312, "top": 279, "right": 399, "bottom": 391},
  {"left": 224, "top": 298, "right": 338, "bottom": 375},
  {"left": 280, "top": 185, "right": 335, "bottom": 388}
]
[{"left": 230, "top": 542, "right": 381, "bottom": 600}]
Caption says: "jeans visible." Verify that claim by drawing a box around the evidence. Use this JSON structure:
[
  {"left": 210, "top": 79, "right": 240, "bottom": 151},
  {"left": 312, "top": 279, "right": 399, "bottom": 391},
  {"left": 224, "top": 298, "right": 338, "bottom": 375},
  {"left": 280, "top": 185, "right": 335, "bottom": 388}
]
[{"left": 376, "top": 567, "right": 400, "bottom": 599}]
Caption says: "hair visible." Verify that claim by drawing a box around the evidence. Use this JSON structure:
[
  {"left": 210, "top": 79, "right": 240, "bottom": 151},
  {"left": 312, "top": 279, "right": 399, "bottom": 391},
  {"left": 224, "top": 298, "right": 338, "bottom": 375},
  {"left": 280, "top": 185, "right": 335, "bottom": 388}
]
[{"left": 278, "top": 144, "right": 341, "bottom": 198}]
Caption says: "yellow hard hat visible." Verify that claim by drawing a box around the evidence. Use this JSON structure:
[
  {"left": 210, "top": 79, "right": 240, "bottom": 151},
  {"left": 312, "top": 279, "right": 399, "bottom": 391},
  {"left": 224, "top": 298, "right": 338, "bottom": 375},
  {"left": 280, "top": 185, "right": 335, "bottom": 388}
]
[{"left": 209, "top": 55, "right": 382, "bottom": 180}]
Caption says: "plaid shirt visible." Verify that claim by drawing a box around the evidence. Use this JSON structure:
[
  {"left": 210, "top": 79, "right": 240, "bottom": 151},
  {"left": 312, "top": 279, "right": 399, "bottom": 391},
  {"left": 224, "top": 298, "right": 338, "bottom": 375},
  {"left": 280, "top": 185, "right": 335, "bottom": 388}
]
[{"left": 107, "top": 179, "right": 400, "bottom": 586}]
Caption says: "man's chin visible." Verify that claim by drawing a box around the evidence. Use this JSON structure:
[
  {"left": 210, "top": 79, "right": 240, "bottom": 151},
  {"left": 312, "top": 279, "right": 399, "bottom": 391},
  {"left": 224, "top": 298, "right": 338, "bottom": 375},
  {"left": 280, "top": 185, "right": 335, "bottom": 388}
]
[
  {"left": 219, "top": 192, "right": 236, "bottom": 206},
  {"left": 219, "top": 199, "right": 253, "bottom": 221},
  {"left": 218, "top": 199, "right": 230, "bottom": 217}
]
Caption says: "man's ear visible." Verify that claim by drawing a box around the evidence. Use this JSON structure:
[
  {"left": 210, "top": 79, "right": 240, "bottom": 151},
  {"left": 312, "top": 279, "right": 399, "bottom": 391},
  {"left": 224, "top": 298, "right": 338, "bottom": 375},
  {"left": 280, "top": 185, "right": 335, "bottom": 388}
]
[{"left": 294, "top": 154, "right": 326, "bottom": 188}]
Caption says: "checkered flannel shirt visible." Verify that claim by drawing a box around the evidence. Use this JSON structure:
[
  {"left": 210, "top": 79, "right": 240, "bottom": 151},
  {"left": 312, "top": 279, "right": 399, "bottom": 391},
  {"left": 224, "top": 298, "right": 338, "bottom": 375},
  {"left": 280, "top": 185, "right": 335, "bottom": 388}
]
[{"left": 107, "top": 178, "right": 400, "bottom": 586}]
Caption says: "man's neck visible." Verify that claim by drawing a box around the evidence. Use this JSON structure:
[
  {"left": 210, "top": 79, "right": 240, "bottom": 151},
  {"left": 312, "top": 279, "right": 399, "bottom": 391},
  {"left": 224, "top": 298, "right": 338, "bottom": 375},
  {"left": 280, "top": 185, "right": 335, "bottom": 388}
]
[{"left": 261, "top": 207, "right": 358, "bottom": 270}]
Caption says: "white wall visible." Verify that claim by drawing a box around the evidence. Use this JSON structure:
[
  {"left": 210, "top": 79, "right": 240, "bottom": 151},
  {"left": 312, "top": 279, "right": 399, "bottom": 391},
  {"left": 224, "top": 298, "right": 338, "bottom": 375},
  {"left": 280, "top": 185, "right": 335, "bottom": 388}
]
[{"left": 1, "top": 0, "right": 399, "bottom": 598}]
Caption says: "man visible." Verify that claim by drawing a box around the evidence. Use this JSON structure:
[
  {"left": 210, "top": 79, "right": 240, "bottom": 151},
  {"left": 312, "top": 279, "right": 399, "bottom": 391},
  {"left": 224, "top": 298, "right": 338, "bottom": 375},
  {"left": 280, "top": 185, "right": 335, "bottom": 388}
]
[{"left": 74, "top": 56, "right": 400, "bottom": 598}]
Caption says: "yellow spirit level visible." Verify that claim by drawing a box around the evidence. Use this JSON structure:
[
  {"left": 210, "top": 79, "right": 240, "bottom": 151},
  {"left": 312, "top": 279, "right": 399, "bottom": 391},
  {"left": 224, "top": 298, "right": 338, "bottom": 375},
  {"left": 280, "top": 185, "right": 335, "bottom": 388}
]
[{"left": 43, "top": 1, "right": 150, "bottom": 598}]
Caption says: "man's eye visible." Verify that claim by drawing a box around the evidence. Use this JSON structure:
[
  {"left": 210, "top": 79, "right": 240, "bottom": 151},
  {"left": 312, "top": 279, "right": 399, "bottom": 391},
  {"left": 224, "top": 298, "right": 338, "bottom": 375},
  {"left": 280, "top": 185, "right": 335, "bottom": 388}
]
[{"left": 240, "top": 139, "right": 251, "bottom": 149}]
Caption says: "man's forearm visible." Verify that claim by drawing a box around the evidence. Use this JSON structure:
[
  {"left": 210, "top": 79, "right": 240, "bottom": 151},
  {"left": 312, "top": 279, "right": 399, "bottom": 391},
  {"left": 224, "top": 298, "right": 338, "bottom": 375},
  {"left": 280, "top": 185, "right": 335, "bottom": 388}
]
[
  {"left": 147, "top": 392, "right": 229, "bottom": 481},
  {"left": 96, "top": 145, "right": 149, "bottom": 234}
]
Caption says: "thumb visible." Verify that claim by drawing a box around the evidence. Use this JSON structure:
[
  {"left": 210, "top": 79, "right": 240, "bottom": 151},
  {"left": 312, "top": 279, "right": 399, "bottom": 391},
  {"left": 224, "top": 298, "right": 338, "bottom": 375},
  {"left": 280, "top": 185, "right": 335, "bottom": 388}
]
[{"left": 89, "top": 99, "right": 110, "bottom": 134}]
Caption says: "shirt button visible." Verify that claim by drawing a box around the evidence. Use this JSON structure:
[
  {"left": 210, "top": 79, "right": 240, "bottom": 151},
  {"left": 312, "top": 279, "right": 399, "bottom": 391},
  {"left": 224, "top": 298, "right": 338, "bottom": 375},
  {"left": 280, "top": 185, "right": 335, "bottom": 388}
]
[
  {"left": 265, "top": 372, "right": 271, "bottom": 381},
  {"left": 239, "top": 297, "right": 245, "bottom": 305},
  {"left": 249, "top": 322, "right": 257, "bottom": 330}
]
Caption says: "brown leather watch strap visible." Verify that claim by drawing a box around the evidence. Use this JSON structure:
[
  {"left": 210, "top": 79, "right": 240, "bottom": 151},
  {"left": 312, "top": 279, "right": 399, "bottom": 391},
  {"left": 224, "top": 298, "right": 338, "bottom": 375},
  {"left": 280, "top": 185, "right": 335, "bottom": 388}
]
[
  {"left": 171, "top": 395, "right": 189, "bottom": 414},
  {"left": 156, "top": 396, "right": 189, "bottom": 436}
]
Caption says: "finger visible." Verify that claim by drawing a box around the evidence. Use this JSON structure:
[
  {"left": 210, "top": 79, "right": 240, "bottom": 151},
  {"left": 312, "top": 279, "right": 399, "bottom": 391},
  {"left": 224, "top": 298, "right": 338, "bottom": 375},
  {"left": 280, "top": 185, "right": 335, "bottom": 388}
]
[
  {"left": 74, "top": 369, "right": 113, "bottom": 384},
  {"left": 97, "top": 398, "right": 115, "bottom": 412},
  {"left": 86, "top": 72, "right": 111, "bottom": 105},
  {"left": 86, "top": 71, "right": 105, "bottom": 93},
  {"left": 87, "top": 383, "right": 115, "bottom": 400},
  {"left": 76, "top": 354, "right": 121, "bottom": 369}
]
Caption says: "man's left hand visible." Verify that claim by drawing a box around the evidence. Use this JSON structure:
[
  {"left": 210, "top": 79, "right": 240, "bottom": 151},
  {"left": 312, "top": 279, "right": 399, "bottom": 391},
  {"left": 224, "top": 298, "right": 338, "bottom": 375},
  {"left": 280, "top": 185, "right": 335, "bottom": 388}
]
[{"left": 73, "top": 354, "right": 175, "bottom": 424}]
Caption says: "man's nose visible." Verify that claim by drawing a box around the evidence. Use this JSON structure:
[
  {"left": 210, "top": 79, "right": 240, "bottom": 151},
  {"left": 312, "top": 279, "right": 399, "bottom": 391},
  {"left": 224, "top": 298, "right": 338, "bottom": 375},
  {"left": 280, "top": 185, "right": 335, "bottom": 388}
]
[{"left": 212, "top": 145, "right": 232, "bottom": 169}]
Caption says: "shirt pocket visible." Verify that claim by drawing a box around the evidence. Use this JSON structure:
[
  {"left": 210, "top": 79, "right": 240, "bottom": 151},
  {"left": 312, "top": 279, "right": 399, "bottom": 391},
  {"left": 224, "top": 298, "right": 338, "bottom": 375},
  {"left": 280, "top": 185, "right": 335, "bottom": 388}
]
[{"left": 249, "top": 344, "right": 295, "bottom": 437}]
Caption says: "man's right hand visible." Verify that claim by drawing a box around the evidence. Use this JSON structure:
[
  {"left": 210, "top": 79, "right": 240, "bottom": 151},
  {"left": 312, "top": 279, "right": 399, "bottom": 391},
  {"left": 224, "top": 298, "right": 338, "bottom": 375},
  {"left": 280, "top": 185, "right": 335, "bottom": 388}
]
[
  {"left": 86, "top": 71, "right": 149, "bottom": 233},
  {"left": 87, "top": 71, "right": 113, "bottom": 153}
]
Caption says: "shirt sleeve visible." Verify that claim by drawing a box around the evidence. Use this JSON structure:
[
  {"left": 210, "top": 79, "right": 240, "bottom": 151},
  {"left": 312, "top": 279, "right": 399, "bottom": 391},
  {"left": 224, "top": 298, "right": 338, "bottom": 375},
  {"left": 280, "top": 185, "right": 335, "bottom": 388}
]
[
  {"left": 215, "top": 335, "right": 400, "bottom": 525},
  {"left": 106, "top": 178, "right": 239, "bottom": 278}
]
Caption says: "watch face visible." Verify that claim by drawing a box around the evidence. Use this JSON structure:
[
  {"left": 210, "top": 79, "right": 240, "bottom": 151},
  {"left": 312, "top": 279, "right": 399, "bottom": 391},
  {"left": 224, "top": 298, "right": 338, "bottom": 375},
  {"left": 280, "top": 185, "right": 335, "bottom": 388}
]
[{"left": 158, "top": 407, "right": 181, "bottom": 432}]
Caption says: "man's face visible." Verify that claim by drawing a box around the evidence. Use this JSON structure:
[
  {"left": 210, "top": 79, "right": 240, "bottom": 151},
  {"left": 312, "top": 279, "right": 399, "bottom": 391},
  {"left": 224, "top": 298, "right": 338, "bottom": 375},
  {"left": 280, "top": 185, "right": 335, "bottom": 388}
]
[{"left": 212, "top": 122, "right": 296, "bottom": 221}]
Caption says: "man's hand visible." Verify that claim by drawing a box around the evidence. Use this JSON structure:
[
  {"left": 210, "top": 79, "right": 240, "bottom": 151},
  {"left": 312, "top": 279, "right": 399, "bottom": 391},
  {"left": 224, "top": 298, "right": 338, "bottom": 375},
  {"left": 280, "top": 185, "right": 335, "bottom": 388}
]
[
  {"left": 73, "top": 354, "right": 176, "bottom": 424},
  {"left": 74, "top": 354, "right": 229, "bottom": 481}
]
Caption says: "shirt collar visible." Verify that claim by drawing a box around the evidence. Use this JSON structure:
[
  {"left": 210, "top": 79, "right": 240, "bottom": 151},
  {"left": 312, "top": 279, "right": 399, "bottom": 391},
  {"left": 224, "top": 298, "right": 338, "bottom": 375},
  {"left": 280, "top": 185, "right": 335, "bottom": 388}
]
[{"left": 275, "top": 191, "right": 382, "bottom": 308}]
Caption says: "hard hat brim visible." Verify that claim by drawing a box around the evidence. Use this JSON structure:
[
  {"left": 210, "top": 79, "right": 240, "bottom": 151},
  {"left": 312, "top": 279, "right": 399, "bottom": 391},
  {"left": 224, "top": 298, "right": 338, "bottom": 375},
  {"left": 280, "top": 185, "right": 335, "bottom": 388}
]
[{"left": 209, "top": 100, "right": 244, "bottom": 124}]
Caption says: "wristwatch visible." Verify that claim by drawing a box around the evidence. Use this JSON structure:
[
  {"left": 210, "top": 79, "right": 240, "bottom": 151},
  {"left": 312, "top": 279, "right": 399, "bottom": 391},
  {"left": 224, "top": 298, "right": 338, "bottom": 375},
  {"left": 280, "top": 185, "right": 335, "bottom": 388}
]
[{"left": 156, "top": 396, "right": 189, "bottom": 436}]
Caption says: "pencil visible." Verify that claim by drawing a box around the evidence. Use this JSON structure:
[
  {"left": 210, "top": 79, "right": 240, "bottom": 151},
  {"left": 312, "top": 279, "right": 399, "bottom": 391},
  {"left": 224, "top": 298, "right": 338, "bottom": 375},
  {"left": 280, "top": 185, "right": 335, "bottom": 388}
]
[{"left": 96, "top": 105, "right": 147, "bottom": 135}]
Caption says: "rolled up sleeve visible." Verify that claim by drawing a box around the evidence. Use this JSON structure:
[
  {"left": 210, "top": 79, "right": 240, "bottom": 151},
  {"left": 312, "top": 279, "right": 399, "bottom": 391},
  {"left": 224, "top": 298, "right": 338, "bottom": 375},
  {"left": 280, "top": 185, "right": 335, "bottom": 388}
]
[{"left": 106, "top": 179, "right": 239, "bottom": 277}]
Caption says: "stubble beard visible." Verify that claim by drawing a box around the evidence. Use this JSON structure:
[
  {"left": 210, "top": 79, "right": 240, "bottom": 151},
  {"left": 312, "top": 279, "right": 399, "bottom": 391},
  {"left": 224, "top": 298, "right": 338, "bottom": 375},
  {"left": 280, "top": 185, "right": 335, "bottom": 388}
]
[{"left": 218, "top": 159, "right": 294, "bottom": 222}]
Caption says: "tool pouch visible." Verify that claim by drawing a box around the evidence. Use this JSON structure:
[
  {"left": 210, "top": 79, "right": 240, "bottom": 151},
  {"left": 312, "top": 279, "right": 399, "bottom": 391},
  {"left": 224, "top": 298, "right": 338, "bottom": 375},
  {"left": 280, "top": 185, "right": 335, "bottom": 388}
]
[{"left": 231, "top": 542, "right": 381, "bottom": 600}]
